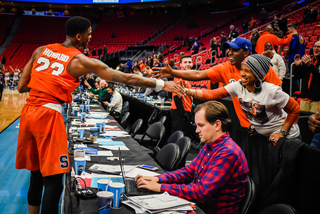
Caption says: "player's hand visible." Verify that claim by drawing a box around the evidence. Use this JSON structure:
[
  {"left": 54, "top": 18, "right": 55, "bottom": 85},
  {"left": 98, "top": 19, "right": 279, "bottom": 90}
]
[
  {"left": 308, "top": 112, "right": 320, "bottom": 133},
  {"left": 152, "top": 63, "right": 173, "bottom": 79},
  {"left": 163, "top": 81, "right": 186, "bottom": 97},
  {"left": 269, "top": 132, "right": 285, "bottom": 145},
  {"left": 301, "top": 55, "right": 312, "bottom": 67},
  {"left": 103, "top": 101, "right": 109, "bottom": 105},
  {"left": 294, "top": 54, "right": 302, "bottom": 66}
]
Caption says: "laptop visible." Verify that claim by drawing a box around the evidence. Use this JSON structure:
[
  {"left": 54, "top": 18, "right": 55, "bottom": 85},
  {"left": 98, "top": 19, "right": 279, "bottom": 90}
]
[{"left": 119, "top": 148, "right": 157, "bottom": 196}]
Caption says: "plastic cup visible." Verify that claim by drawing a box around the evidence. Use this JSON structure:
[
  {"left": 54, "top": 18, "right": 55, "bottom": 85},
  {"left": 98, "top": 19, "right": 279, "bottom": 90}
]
[
  {"left": 140, "top": 94, "right": 143, "bottom": 99},
  {"left": 144, "top": 97, "right": 148, "bottom": 102},
  {"left": 109, "top": 182, "right": 125, "bottom": 208},
  {"left": 85, "top": 105, "right": 90, "bottom": 112},
  {"left": 87, "top": 99, "right": 91, "bottom": 105},
  {"left": 101, "top": 121, "right": 105, "bottom": 132},
  {"left": 74, "top": 158, "right": 86, "bottom": 176},
  {"left": 150, "top": 96, "right": 153, "bottom": 101},
  {"left": 79, "top": 105, "right": 84, "bottom": 112},
  {"left": 77, "top": 128, "right": 85, "bottom": 138},
  {"left": 127, "top": 91, "right": 131, "bottom": 95},
  {"left": 74, "top": 149, "right": 85, "bottom": 158},
  {"left": 81, "top": 113, "right": 86, "bottom": 122},
  {"left": 96, "top": 123, "right": 103, "bottom": 133},
  {"left": 136, "top": 94, "right": 139, "bottom": 98},
  {"left": 97, "top": 191, "right": 114, "bottom": 214},
  {"left": 90, "top": 127, "right": 98, "bottom": 136},
  {"left": 97, "top": 179, "right": 113, "bottom": 191}
]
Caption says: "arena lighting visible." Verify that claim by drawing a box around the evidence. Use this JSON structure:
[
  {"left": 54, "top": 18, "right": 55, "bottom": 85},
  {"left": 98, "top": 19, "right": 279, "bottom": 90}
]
[
  {"left": 241, "top": 2, "right": 249, "bottom": 7},
  {"left": 298, "top": 0, "right": 305, "bottom": 4}
]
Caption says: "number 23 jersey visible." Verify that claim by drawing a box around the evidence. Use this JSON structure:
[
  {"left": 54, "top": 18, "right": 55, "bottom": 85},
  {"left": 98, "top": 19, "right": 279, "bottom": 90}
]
[{"left": 27, "top": 43, "right": 82, "bottom": 105}]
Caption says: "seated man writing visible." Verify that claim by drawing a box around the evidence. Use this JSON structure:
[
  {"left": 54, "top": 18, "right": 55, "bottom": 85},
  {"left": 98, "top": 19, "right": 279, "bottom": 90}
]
[{"left": 135, "top": 101, "right": 249, "bottom": 214}]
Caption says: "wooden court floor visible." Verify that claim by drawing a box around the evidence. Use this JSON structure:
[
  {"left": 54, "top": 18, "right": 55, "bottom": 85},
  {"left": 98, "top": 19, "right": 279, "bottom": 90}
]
[{"left": 0, "top": 89, "right": 29, "bottom": 133}]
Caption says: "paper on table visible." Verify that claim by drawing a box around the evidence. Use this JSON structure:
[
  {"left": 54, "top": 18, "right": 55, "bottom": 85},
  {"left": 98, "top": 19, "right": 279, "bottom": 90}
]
[
  {"left": 128, "top": 192, "right": 191, "bottom": 211},
  {"left": 100, "top": 131, "right": 130, "bottom": 137},
  {"left": 122, "top": 201, "right": 147, "bottom": 214},
  {"left": 88, "top": 150, "right": 113, "bottom": 156},
  {"left": 124, "top": 168, "right": 159, "bottom": 178},
  {"left": 96, "top": 138, "right": 125, "bottom": 146},
  {"left": 84, "top": 155, "right": 91, "bottom": 161},
  {"left": 74, "top": 144, "right": 87, "bottom": 148},
  {"left": 89, "top": 164, "right": 137, "bottom": 174},
  {"left": 99, "top": 145, "right": 130, "bottom": 151}
]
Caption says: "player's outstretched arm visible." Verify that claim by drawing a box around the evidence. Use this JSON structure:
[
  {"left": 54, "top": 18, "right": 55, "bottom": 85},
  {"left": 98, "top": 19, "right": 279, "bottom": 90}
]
[
  {"left": 18, "top": 46, "right": 45, "bottom": 93},
  {"left": 152, "top": 62, "right": 209, "bottom": 81},
  {"left": 69, "top": 55, "right": 185, "bottom": 96}
]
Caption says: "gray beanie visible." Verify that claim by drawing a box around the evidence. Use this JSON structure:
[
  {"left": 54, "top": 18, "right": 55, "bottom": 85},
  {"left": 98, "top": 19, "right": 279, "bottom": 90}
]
[{"left": 242, "top": 54, "right": 273, "bottom": 81}]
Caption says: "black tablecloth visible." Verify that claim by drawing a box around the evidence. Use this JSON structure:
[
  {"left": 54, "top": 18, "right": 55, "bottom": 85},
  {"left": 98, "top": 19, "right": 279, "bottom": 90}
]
[{"left": 62, "top": 104, "right": 204, "bottom": 214}]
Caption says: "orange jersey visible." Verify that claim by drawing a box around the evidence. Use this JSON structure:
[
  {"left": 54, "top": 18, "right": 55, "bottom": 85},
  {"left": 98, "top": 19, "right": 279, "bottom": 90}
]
[
  {"left": 171, "top": 78, "right": 192, "bottom": 112},
  {"left": 27, "top": 43, "right": 82, "bottom": 105},
  {"left": 205, "top": 61, "right": 282, "bottom": 127},
  {"left": 255, "top": 32, "right": 293, "bottom": 54}
]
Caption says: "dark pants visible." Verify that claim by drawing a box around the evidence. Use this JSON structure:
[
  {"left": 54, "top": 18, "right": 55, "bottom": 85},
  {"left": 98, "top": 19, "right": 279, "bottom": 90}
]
[
  {"left": 0, "top": 84, "right": 3, "bottom": 101},
  {"left": 170, "top": 109, "right": 191, "bottom": 137}
]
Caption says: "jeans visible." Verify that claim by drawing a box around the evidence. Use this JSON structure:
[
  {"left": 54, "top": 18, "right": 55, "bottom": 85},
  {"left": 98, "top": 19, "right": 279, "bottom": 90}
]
[{"left": 310, "top": 133, "right": 320, "bottom": 149}]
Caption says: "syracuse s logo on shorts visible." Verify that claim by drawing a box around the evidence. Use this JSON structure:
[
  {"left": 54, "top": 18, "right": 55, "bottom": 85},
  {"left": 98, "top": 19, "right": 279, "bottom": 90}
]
[{"left": 60, "top": 155, "right": 69, "bottom": 169}]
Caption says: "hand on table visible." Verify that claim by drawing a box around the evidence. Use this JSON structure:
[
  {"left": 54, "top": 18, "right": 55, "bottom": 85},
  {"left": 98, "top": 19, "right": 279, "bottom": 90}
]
[{"left": 135, "top": 174, "right": 161, "bottom": 192}]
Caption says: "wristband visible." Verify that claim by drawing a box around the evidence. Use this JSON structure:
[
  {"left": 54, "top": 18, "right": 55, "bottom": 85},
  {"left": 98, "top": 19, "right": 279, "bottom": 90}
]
[{"left": 155, "top": 79, "right": 165, "bottom": 92}]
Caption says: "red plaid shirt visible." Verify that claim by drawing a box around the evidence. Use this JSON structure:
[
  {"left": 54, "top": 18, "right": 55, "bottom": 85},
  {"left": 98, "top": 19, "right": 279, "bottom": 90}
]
[{"left": 158, "top": 133, "right": 249, "bottom": 214}]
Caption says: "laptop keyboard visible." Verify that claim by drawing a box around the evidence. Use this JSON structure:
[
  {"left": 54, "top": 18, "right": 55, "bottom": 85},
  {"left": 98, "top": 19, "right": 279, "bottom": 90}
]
[{"left": 126, "top": 179, "right": 153, "bottom": 195}]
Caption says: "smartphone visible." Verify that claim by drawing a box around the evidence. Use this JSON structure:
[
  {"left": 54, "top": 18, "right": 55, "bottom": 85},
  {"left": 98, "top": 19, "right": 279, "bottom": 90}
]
[{"left": 139, "top": 165, "right": 159, "bottom": 171}]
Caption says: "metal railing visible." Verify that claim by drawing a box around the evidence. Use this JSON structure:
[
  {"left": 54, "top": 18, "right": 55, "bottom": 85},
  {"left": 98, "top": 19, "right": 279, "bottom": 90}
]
[{"left": 200, "top": 27, "right": 213, "bottom": 37}]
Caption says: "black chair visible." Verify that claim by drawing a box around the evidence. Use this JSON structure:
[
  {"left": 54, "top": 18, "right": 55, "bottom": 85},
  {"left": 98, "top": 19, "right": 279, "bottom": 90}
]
[
  {"left": 148, "top": 109, "right": 158, "bottom": 126},
  {"left": 129, "top": 118, "right": 143, "bottom": 138},
  {"left": 239, "top": 177, "right": 256, "bottom": 214},
  {"left": 154, "top": 130, "right": 184, "bottom": 155},
  {"left": 258, "top": 204, "right": 297, "bottom": 214},
  {"left": 120, "top": 112, "right": 130, "bottom": 128},
  {"left": 174, "top": 137, "right": 191, "bottom": 169},
  {"left": 167, "top": 131, "right": 184, "bottom": 144},
  {"left": 135, "top": 122, "right": 165, "bottom": 148},
  {"left": 158, "top": 115, "right": 167, "bottom": 124},
  {"left": 155, "top": 143, "right": 180, "bottom": 171}
]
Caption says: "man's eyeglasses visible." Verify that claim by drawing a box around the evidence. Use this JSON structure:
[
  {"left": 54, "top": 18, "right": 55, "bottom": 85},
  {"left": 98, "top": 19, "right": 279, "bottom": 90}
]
[{"left": 313, "top": 45, "right": 320, "bottom": 49}]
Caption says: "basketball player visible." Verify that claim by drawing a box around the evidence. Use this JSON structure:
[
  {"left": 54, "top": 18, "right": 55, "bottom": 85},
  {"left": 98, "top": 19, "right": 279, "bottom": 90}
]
[{"left": 16, "top": 16, "right": 184, "bottom": 214}]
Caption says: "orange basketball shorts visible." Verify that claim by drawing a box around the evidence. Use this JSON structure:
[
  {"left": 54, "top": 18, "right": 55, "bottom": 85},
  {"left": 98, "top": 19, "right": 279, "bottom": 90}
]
[{"left": 16, "top": 103, "right": 70, "bottom": 177}]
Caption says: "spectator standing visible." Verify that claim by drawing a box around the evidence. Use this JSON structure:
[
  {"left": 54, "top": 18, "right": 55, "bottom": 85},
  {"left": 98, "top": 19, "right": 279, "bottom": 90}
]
[
  {"left": 288, "top": 24, "right": 305, "bottom": 93},
  {"left": 210, "top": 37, "right": 220, "bottom": 58},
  {"left": 192, "top": 38, "right": 202, "bottom": 54},
  {"left": 255, "top": 25, "right": 293, "bottom": 54},
  {"left": 103, "top": 45, "right": 108, "bottom": 60},
  {"left": 227, "top": 25, "right": 239, "bottom": 41},
  {"left": 158, "top": 51, "right": 163, "bottom": 63},
  {"left": 242, "top": 20, "right": 249, "bottom": 34},
  {"left": 84, "top": 48, "right": 89, "bottom": 56},
  {"left": 170, "top": 55, "right": 193, "bottom": 136},
  {"left": 274, "top": 24, "right": 284, "bottom": 38},
  {"left": 98, "top": 47, "right": 102, "bottom": 59},
  {"left": 91, "top": 48, "right": 96, "bottom": 56},
  {"left": 263, "top": 42, "right": 286, "bottom": 80},
  {"left": 220, "top": 32, "right": 227, "bottom": 57},
  {"left": 293, "top": 41, "right": 320, "bottom": 113},
  {"left": 259, "top": 8, "right": 268, "bottom": 24},
  {"left": 249, "top": 17, "right": 257, "bottom": 31},
  {"left": 278, "top": 14, "right": 288, "bottom": 34},
  {"left": 250, "top": 28, "right": 260, "bottom": 54},
  {"left": 271, "top": 16, "right": 279, "bottom": 30}
]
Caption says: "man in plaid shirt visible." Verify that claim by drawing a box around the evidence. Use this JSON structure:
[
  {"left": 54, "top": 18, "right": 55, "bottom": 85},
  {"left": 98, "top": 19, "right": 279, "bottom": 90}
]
[{"left": 136, "top": 101, "right": 249, "bottom": 213}]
